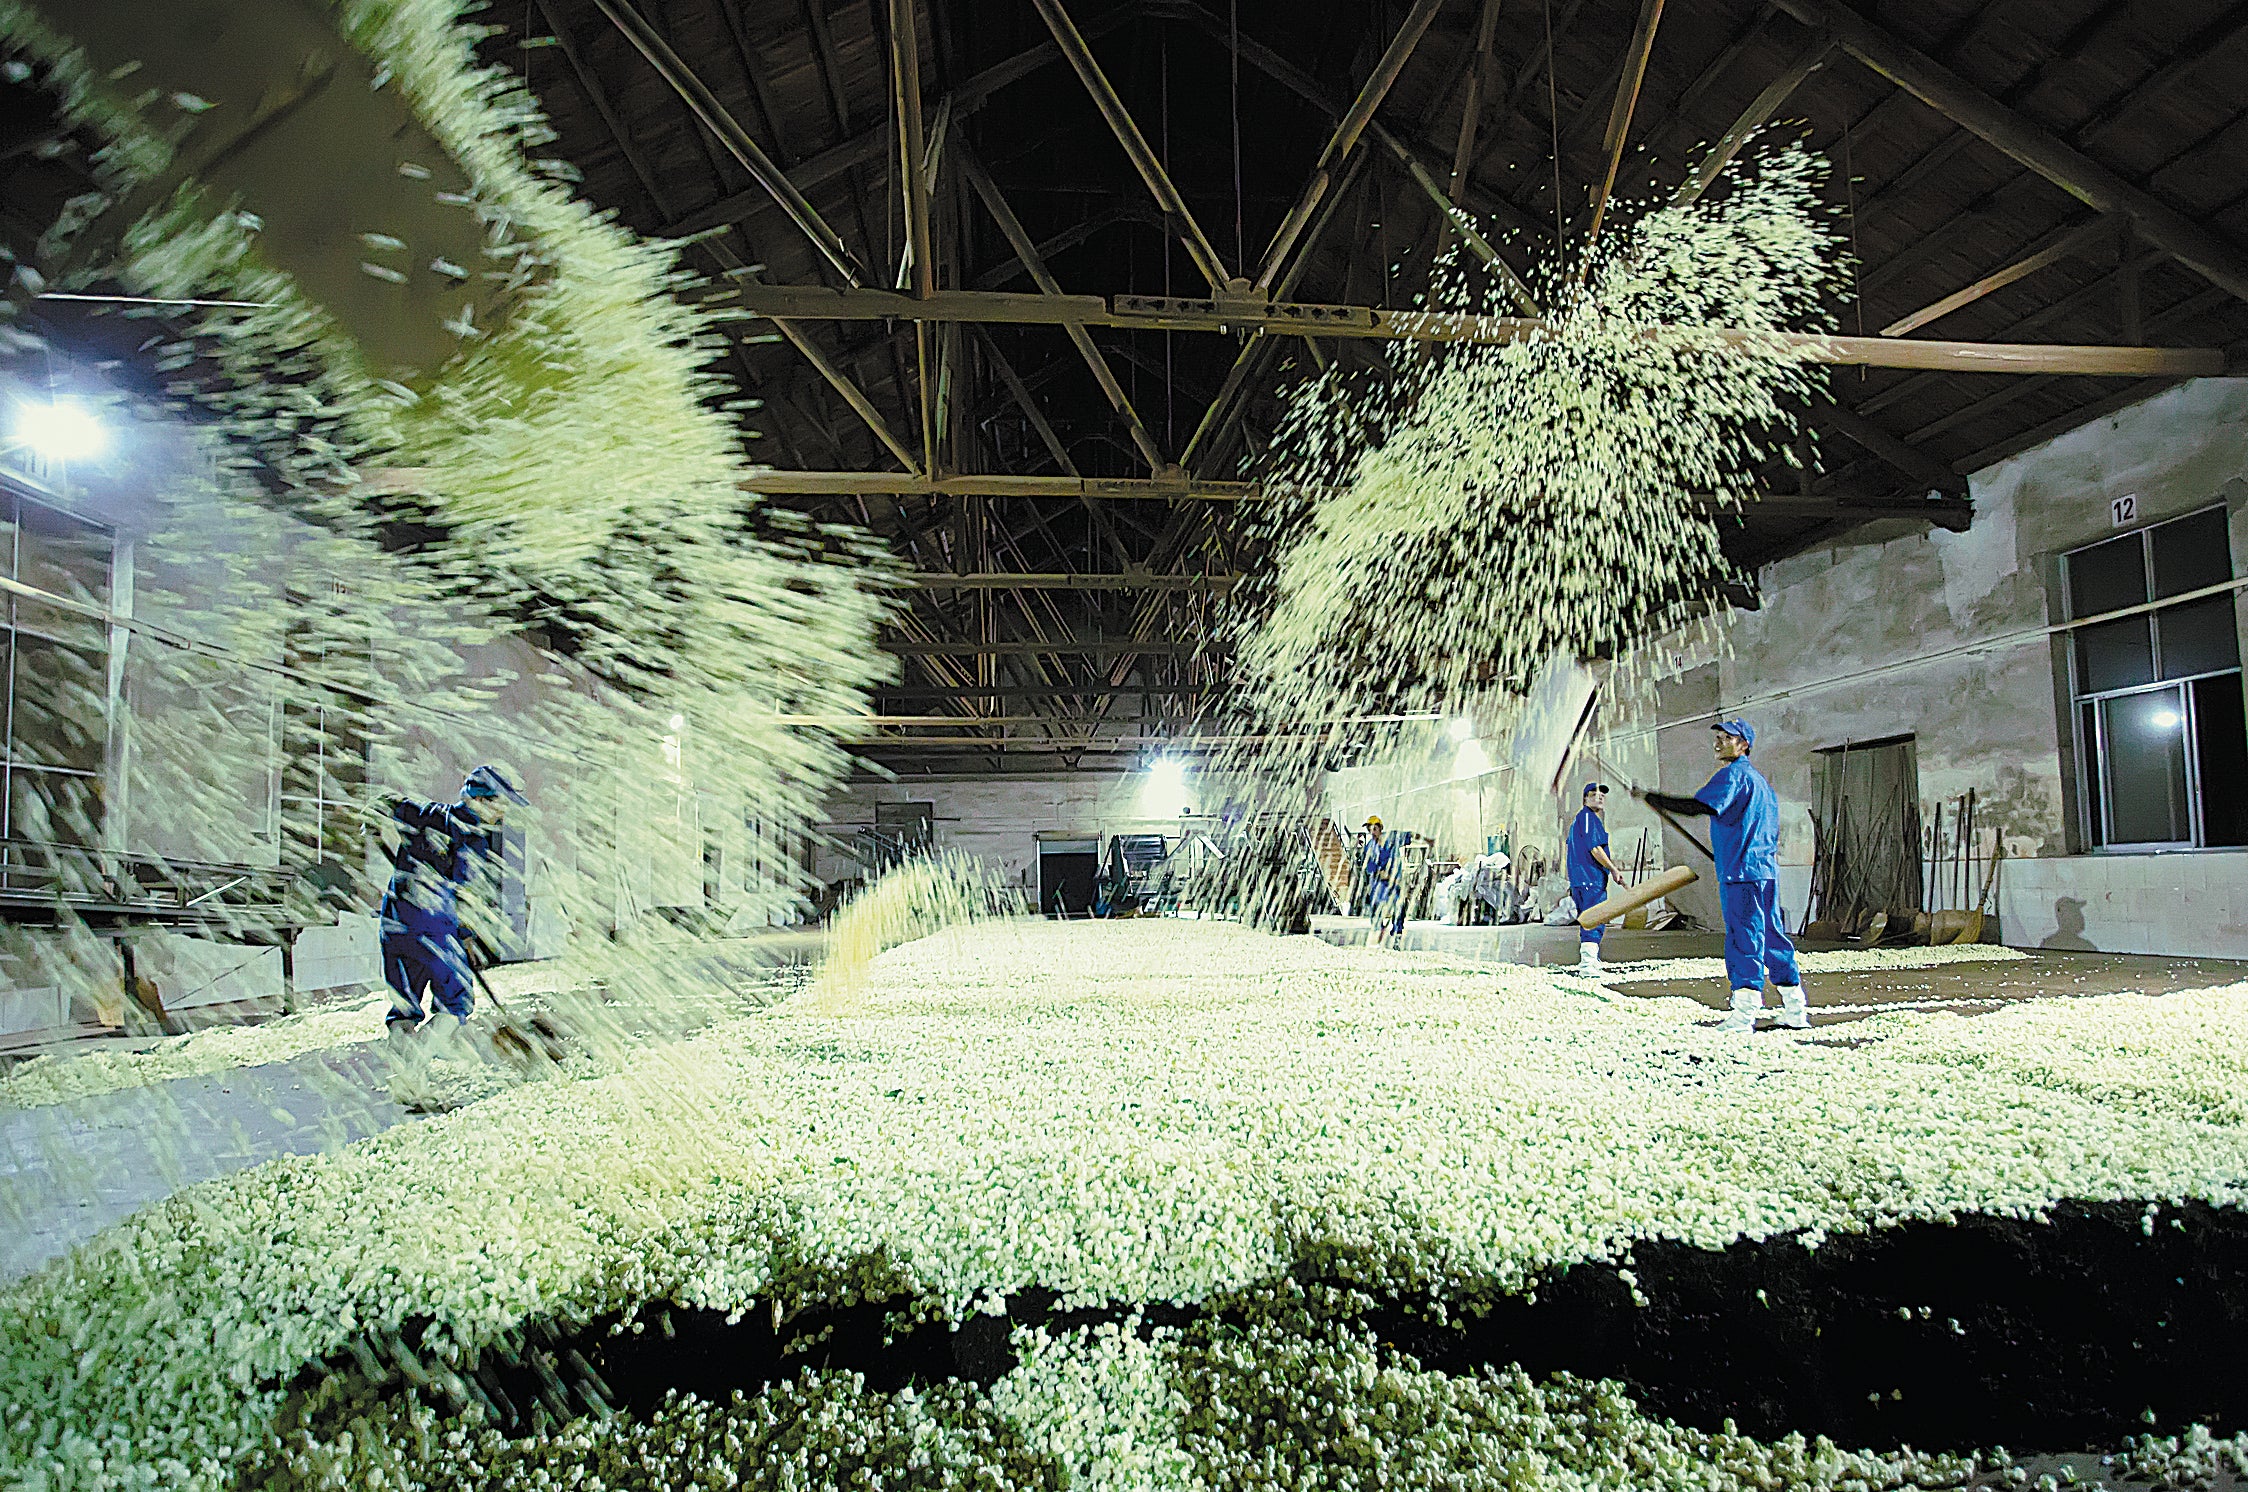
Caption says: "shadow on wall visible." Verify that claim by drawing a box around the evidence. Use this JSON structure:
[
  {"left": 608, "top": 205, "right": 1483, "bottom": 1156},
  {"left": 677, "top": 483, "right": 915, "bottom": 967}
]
[{"left": 2041, "top": 896, "right": 2098, "bottom": 951}]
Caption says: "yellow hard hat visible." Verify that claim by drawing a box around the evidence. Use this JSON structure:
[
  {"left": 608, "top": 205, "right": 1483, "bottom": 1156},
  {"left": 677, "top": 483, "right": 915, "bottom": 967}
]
[{"left": 1364, "top": 815, "right": 1383, "bottom": 829}]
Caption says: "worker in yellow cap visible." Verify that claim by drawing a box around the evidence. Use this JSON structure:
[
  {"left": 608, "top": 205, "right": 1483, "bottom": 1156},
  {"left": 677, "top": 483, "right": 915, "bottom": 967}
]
[{"left": 1361, "top": 815, "right": 1404, "bottom": 948}]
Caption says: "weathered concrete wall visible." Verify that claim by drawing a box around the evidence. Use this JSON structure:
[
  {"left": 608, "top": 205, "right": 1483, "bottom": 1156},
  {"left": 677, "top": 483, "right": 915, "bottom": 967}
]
[
  {"left": 1685, "top": 377, "right": 2248, "bottom": 957},
  {"left": 1314, "top": 381, "right": 2248, "bottom": 956}
]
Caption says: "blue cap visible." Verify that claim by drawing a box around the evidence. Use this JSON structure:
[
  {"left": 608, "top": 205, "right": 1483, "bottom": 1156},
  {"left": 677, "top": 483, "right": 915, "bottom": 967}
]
[
  {"left": 1713, "top": 719, "right": 1756, "bottom": 749},
  {"left": 462, "top": 764, "right": 528, "bottom": 804},
  {"left": 1583, "top": 782, "right": 1608, "bottom": 796}
]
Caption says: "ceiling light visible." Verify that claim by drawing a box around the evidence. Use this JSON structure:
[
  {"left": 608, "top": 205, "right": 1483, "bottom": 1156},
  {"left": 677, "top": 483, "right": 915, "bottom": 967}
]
[
  {"left": 12, "top": 400, "right": 105, "bottom": 462},
  {"left": 2151, "top": 708, "right": 2181, "bottom": 729}
]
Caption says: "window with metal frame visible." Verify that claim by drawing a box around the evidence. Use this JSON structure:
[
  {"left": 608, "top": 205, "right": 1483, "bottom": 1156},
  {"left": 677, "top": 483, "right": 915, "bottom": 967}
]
[
  {"left": 279, "top": 579, "right": 375, "bottom": 901},
  {"left": 1, "top": 485, "right": 116, "bottom": 879},
  {"left": 2063, "top": 505, "right": 2247, "bottom": 851}
]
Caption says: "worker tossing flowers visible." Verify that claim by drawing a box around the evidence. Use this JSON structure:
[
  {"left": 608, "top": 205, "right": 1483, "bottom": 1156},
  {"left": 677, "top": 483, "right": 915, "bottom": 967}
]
[
  {"left": 376, "top": 763, "right": 528, "bottom": 1044},
  {"left": 1636, "top": 720, "right": 1807, "bottom": 1032}
]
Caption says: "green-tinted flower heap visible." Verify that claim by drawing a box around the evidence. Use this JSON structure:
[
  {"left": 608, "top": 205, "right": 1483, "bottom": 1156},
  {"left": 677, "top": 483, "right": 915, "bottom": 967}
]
[
  {"left": 5, "top": 919, "right": 2247, "bottom": 1488},
  {"left": 0, "top": 0, "right": 889, "bottom": 980}
]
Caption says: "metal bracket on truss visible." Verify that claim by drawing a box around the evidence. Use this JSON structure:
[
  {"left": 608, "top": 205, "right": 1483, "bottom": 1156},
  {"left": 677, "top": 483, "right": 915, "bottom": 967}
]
[{"left": 1111, "top": 294, "right": 1377, "bottom": 333}]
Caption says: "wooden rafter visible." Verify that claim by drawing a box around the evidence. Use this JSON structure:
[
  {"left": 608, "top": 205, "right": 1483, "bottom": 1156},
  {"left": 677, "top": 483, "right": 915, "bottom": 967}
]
[
  {"left": 1770, "top": 0, "right": 2248, "bottom": 305},
  {"left": 1582, "top": 0, "right": 1666, "bottom": 252}
]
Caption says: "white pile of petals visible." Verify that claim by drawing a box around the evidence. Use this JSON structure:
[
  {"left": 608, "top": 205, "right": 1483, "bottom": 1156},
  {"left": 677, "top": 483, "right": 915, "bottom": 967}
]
[{"left": 3, "top": 919, "right": 2244, "bottom": 1489}]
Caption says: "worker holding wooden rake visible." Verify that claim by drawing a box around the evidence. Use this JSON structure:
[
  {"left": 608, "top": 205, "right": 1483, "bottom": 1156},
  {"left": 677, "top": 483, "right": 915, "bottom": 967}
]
[{"left": 1638, "top": 720, "right": 1808, "bottom": 1033}]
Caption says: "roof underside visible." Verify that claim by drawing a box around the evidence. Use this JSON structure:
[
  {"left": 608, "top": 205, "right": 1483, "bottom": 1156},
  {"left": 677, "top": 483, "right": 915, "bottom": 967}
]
[{"left": 24, "top": 0, "right": 2247, "bottom": 770}]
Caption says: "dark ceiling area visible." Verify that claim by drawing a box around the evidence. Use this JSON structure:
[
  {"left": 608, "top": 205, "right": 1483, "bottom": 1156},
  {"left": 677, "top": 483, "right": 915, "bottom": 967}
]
[{"left": 170, "top": 1, "right": 2248, "bottom": 762}]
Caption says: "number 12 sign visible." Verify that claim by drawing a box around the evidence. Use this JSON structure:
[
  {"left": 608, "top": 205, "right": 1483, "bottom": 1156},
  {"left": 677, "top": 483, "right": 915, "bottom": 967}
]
[{"left": 2110, "top": 493, "right": 2138, "bottom": 528}]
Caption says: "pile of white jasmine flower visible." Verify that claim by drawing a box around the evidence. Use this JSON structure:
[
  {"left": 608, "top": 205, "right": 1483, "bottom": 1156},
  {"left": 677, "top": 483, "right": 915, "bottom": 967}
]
[{"left": 4, "top": 919, "right": 2245, "bottom": 1489}]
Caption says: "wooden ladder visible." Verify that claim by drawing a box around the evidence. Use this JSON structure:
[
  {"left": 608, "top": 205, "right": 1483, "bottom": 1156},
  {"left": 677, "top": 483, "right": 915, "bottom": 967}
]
[{"left": 1307, "top": 817, "right": 1354, "bottom": 914}]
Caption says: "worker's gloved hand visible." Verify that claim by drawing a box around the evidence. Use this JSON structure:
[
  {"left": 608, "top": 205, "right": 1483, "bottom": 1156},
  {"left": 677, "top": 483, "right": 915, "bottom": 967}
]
[{"left": 1644, "top": 790, "right": 1715, "bottom": 817}]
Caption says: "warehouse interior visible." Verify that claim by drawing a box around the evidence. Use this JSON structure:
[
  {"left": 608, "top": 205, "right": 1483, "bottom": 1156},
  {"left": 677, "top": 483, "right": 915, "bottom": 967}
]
[{"left": 4, "top": 0, "right": 2248, "bottom": 1483}]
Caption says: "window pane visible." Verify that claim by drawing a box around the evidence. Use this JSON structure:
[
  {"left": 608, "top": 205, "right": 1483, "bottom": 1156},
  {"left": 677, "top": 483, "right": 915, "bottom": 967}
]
[
  {"left": 2158, "top": 596, "right": 2242, "bottom": 679},
  {"left": 2104, "top": 687, "right": 2191, "bottom": 844},
  {"left": 9, "top": 768, "right": 103, "bottom": 851},
  {"left": 2079, "top": 701, "right": 2104, "bottom": 846},
  {"left": 10, "top": 594, "right": 105, "bottom": 651},
  {"left": 2152, "top": 507, "right": 2232, "bottom": 601},
  {"left": 16, "top": 500, "right": 110, "bottom": 608},
  {"left": 2069, "top": 533, "right": 2147, "bottom": 618},
  {"left": 10, "top": 633, "right": 108, "bottom": 771},
  {"left": 2077, "top": 616, "right": 2156, "bottom": 693},
  {"left": 2193, "top": 674, "right": 2248, "bottom": 848}
]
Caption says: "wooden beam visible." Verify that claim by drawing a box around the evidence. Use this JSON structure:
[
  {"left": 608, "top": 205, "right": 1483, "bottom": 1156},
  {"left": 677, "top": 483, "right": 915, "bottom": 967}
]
[
  {"left": 1258, "top": 0, "right": 1446, "bottom": 287},
  {"left": 766, "top": 319, "right": 921, "bottom": 472},
  {"left": 905, "top": 573, "right": 1238, "bottom": 591},
  {"left": 1768, "top": 0, "right": 2248, "bottom": 305},
  {"left": 1584, "top": 0, "right": 1667, "bottom": 252},
  {"left": 1027, "top": 0, "right": 1232, "bottom": 288},
  {"left": 1720, "top": 491, "right": 1973, "bottom": 531},
  {"left": 1368, "top": 124, "right": 1542, "bottom": 313},
  {"left": 957, "top": 143, "right": 1167, "bottom": 470},
  {"left": 971, "top": 206, "right": 1144, "bottom": 290},
  {"left": 729, "top": 284, "right": 2226, "bottom": 377},
  {"left": 1673, "top": 33, "right": 1832, "bottom": 208},
  {"left": 1147, "top": 0, "right": 1544, "bottom": 308},
  {"left": 1811, "top": 400, "right": 1967, "bottom": 494},
  {"left": 586, "top": 0, "right": 864, "bottom": 285},
  {"left": 890, "top": 0, "right": 935, "bottom": 299},
  {"left": 1857, "top": 246, "right": 2172, "bottom": 416},
  {"left": 976, "top": 329, "right": 1079, "bottom": 476},
  {"left": 662, "top": 0, "right": 1130, "bottom": 241},
  {"left": 666, "top": 131, "right": 887, "bottom": 237},
  {"left": 1880, "top": 216, "right": 2115, "bottom": 337},
  {"left": 1446, "top": 0, "right": 1504, "bottom": 212},
  {"left": 538, "top": 5, "right": 675, "bottom": 221},
  {"left": 750, "top": 469, "right": 1971, "bottom": 529},
  {"left": 743, "top": 472, "right": 1248, "bottom": 497},
  {"left": 873, "top": 684, "right": 1211, "bottom": 697},
  {"left": 1904, "top": 285, "right": 2231, "bottom": 447},
  {"left": 886, "top": 640, "right": 1199, "bottom": 656}
]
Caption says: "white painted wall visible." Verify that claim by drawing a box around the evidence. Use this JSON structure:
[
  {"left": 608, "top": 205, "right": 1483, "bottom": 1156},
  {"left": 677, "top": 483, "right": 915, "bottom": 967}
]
[{"left": 816, "top": 770, "right": 1204, "bottom": 892}]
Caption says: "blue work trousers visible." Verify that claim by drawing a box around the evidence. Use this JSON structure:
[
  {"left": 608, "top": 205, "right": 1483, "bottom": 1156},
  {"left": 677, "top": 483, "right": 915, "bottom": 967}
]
[
  {"left": 1366, "top": 884, "right": 1405, "bottom": 936},
  {"left": 383, "top": 922, "right": 474, "bottom": 1027},
  {"left": 1718, "top": 879, "right": 1801, "bottom": 991},
  {"left": 1571, "top": 881, "right": 1608, "bottom": 944}
]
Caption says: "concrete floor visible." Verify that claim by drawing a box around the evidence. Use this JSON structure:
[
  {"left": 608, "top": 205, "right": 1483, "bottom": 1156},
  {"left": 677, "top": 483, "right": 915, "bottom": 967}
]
[
  {"left": 1310, "top": 915, "right": 2248, "bottom": 1021},
  {"left": 0, "top": 1045, "right": 418, "bottom": 1281},
  {"left": 1617, "top": 946, "right": 2248, "bottom": 1018}
]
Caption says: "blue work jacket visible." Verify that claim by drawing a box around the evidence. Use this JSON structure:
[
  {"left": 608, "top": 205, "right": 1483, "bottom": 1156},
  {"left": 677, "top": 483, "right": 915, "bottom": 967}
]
[
  {"left": 1694, "top": 758, "right": 1781, "bottom": 883},
  {"left": 379, "top": 798, "right": 500, "bottom": 935},
  {"left": 1565, "top": 807, "right": 1609, "bottom": 886}
]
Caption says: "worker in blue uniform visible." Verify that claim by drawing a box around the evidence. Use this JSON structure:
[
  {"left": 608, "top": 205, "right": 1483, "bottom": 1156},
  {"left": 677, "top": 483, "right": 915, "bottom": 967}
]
[
  {"left": 1637, "top": 720, "right": 1806, "bottom": 1032},
  {"left": 1565, "top": 782, "right": 1628, "bottom": 975},
  {"left": 1361, "top": 815, "right": 1405, "bottom": 949},
  {"left": 379, "top": 764, "right": 526, "bottom": 1039}
]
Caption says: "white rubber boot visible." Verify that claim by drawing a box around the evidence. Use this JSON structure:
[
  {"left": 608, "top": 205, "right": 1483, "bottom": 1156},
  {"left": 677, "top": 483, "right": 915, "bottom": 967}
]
[
  {"left": 1776, "top": 984, "right": 1810, "bottom": 1029},
  {"left": 1577, "top": 941, "right": 1601, "bottom": 977},
  {"left": 1718, "top": 987, "right": 1763, "bottom": 1033}
]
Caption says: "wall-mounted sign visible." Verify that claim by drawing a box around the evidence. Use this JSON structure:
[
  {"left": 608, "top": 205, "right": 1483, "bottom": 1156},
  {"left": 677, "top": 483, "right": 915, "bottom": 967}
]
[{"left": 2110, "top": 492, "right": 2139, "bottom": 528}]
